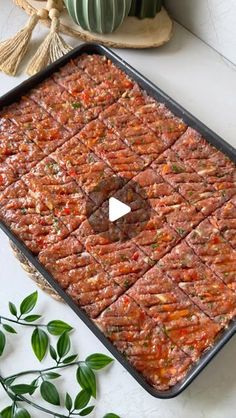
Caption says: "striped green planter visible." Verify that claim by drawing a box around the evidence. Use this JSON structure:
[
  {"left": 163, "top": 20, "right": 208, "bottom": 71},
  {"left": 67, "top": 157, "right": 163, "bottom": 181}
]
[
  {"left": 129, "top": 0, "right": 163, "bottom": 19},
  {"left": 64, "top": 0, "right": 132, "bottom": 34}
]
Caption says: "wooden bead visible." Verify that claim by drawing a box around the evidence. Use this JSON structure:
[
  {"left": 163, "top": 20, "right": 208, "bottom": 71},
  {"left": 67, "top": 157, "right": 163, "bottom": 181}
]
[
  {"left": 37, "top": 9, "right": 49, "bottom": 19},
  {"left": 56, "top": 0, "right": 64, "bottom": 12},
  {"left": 46, "top": 0, "right": 56, "bottom": 11},
  {"left": 49, "top": 8, "right": 60, "bottom": 19}
]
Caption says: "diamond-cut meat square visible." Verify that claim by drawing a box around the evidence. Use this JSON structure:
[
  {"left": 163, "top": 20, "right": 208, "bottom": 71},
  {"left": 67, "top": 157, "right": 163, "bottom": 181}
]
[
  {"left": 0, "top": 180, "right": 68, "bottom": 253},
  {"left": 209, "top": 199, "right": 236, "bottom": 249},
  {"left": 159, "top": 242, "right": 236, "bottom": 324},
  {"left": 3, "top": 97, "right": 71, "bottom": 154},
  {"left": 153, "top": 149, "right": 224, "bottom": 216},
  {"left": 52, "top": 137, "right": 115, "bottom": 204},
  {"left": 129, "top": 213, "right": 180, "bottom": 261},
  {"left": 39, "top": 236, "right": 123, "bottom": 318},
  {"left": 95, "top": 295, "right": 192, "bottom": 390},
  {"left": 0, "top": 162, "right": 17, "bottom": 191},
  {"left": 74, "top": 218, "right": 149, "bottom": 290},
  {"left": 128, "top": 265, "right": 222, "bottom": 360},
  {"left": 119, "top": 86, "right": 187, "bottom": 146},
  {"left": 30, "top": 79, "right": 102, "bottom": 134},
  {"left": 53, "top": 61, "right": 96, "bottom": 95},
  {"left": 76, "top": 53, "right": 134, "bottom": 92},
  {"left": 187, "top": 219, "right": 236, "bottom": 293},
  {"left": 78, "top": 119, "right": 146, "bottom": 178},
  {"left": 23, "top": 157, "right": 90, "bottom": 232}
]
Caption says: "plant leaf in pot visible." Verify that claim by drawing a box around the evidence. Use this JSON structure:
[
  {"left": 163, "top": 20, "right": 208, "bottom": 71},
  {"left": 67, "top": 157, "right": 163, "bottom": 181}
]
[
  {"left": 129, "top": 0, "right": 163, "bottom": 19},
  {"left": 64, "top": 0, "right": 132, "bottom": 34}
]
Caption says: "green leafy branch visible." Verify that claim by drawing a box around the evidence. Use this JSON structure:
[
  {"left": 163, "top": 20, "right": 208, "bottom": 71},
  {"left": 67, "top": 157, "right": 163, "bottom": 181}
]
[
  {"left": 0, "top": 291, "right": 73, "bottom": 362},
  {"left": 0, "top": 292, "right": 120, "bottom": 418}
]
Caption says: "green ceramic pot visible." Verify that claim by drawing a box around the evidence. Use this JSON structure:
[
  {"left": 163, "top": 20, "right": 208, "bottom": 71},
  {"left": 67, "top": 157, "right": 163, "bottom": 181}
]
[
  {"left": 129, "top": 0, "right": 163, "bottom": 19},
  {"left": 64, "top": 0, "right": 132, "bottom": 34}
]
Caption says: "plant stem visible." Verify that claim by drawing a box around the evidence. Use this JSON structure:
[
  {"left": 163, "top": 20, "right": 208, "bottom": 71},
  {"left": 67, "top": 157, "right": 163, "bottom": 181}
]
[
  {"left": 15, "top": 394, "right": 71, "bottom": 418},
  {"left": 5, "top": 362, "right": 82, "bottom": 381},
  {"left": 0, "top": 315, "right": 46, "bottom": 328},
  {"left": 0, "top": 375, "right": 80, "bottom": 418}
]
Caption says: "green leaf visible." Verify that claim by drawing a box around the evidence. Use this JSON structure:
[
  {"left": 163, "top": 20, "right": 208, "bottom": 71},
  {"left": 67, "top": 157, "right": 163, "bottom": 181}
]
[
  {"left": 31, "top": 328, "right": 48, "bottom": 361},
  {"left": 79, "top": 406, "right": 95, "bottom": 416},
  {"left": 30, "top": 378, "right": 39, "bottom": 388},
  {"left": 74, "top": 390, "right": 91, "bottom": 410},
  {"left": 57, "top": 332, "right": 71, "bottom": 359},
  {"left": 103, "top": 414, "right": 121, "bottom": 418},
  {"left": 85, "top": 353, "right": 113, "bottom": 370},
  {"left": 2, "top": 324, "right": 17, "bottom": 334},
  {"left": 10, "top": 384, "right": 37, "bottom": 395},
  {"left": 49, "top": 345, "right": 57, "bottom": 362},
  {"left": 20, "top": 291, "right": 38, "bottom": 315},
  {"left": 4, "top": 377, "right": 16, "bottom": 387},
  {"left": 0, "top": 405, "right": 13, "bottom": 418},
  {"left": 65, "top": 393, "right": 72, "bottom": 412},
  {"left": 47, "top": 320, "right": 73, "bottom": 336},
  {"left": 40, "top": 381, "right": 60, "bottom": 406},
  {"left": 8, "top": 302, "right": 17, "bottom": 317},
  {"left": 23, "top": 315, "right": 41, "bottom": 323},
  {"left": 43, "top": 372, "right": 61, "bottom": 380},
  {"left": 77, "top": 365, "right": 96, "bottom": 398},
  {"left": 14, "top": 407, "right": 31, "bottom": 418},
  {"left": 62, "top": 354, "right": 78, "bottom": 364},
  {"left": 0, "top": 330, "right": 6, "bottom": 356}
]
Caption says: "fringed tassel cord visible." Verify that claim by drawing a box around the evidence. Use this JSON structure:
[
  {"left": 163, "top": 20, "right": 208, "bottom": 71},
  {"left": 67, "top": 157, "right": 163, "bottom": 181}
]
[
  {"left": 0, "top": 0, "right": 69, "bottom": 77},
  {"left": 0, "top": 13, "right": 40, "bottom": 76},
  {"left": 27, "top": 7, "right": 72, "bottom": 76}
]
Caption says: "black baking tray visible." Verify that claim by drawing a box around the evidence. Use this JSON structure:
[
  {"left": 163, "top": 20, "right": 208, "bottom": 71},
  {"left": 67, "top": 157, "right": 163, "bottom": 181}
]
[{"left": 0, "top": 43, "right": 235, "bottom": 399}]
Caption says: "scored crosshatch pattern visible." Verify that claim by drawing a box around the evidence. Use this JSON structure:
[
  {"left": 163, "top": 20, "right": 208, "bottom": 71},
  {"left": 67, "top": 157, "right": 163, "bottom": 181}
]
[
  {"left": 30, "top": 79, "right": 105, "bottom": 135},
  {"left": 158, "top": 241, "right": 236, "bottom": 325},
  {"left": 127, "top": 265, "right": 222, "bottom": 361},
  {"left": 172, "top": 128, "right": 236, "bottom": 199},
  {"left": 3, "top": 97, "right": 71, "bottom": 155},
  {"left": 131, "top": 167, "right": 204, "bottom": 237},
  {"left": 0, "top": 180, "right": 69, "bottom": 254},
  {"left": 118, "top": 85, "right": 187, "bottom": 147},
  {"left": 0, "top": 53, "right": 236, "bottom": 393},
  {"left": 95, "top": 294, "right": 193, "bottom": 391},
  {"left": 38, "top": 236, "right": 124, "bottom": 319},
  {"left": 73, "top": 212, "right": 151, "bottom": 291},
  {"left": 77, "top": 119, "right": 147, "bottom": 178},
  {"left": 209, "top": 199, "right": 236, "bottom": 249},
  {"left": 187, "top": 219, "right": 236, "bottom": 293},
  {"left": 23, "top": 157, "right": 91, "bottom": 233},
  {"left": 0, "top": 117, "right": 45, "bottom": 175},
  {"left": 101, "top": 108, "right": 164, "bottom": 166},
  {"left": 51, "top": 137, "right": 117, "bottom": 206},
  {"left": 152, "top": 149, "right": 225, "bottom": 217}
]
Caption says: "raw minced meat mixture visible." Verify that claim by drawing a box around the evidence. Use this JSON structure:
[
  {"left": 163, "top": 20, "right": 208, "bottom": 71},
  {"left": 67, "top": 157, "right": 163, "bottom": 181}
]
[{"left": 0, "top": 53, "right": 236, "bottom": 392}]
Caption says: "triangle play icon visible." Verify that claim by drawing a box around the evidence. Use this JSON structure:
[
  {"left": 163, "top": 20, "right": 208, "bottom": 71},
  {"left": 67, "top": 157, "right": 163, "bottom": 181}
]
[{"left": 109, "top": 197, "right": 131, "bottom": 222}]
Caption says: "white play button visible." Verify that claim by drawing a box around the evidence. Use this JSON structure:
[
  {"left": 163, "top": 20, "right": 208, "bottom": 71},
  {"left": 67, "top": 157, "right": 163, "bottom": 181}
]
[
  {"left": 86, "top": 176, "right": 151, "bottom": 241},
  {"left": 109, "top": 197, "right": 131, "bottom": 222}
]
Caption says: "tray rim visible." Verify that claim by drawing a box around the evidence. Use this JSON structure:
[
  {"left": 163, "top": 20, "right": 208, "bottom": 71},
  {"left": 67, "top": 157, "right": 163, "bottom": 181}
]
[{"left": 0, "top": 42, "right": 236, "bottom": 399}]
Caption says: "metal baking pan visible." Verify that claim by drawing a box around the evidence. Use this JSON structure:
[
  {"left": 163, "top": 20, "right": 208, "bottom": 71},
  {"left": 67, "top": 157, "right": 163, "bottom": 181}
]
[{"left": 0, "top": 43, "right": 235, "bottom": 399}]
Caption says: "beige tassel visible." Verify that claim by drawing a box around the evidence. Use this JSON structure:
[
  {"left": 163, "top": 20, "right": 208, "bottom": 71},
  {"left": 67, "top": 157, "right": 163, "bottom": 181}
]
[
  {"left": 0, "top": 14, "right": 40, "bottom": 76},
  {"left": 27, "top": 8, "right": 72, "bottom": 76}
]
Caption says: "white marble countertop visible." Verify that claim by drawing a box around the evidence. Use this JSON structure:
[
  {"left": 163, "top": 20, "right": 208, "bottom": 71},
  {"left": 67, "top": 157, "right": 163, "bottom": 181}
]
[{"left": 0, "top": 2, "right": 236, "bottom": 417}]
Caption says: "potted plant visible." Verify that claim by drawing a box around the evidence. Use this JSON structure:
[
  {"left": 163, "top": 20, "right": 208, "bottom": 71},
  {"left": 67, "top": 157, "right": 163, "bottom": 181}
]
[
  {"left": 64, "top": 0, "right": 132, "bottom": 34},
  {"left": 129, "top": 0, "right": 163, "bottom": 19}
]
